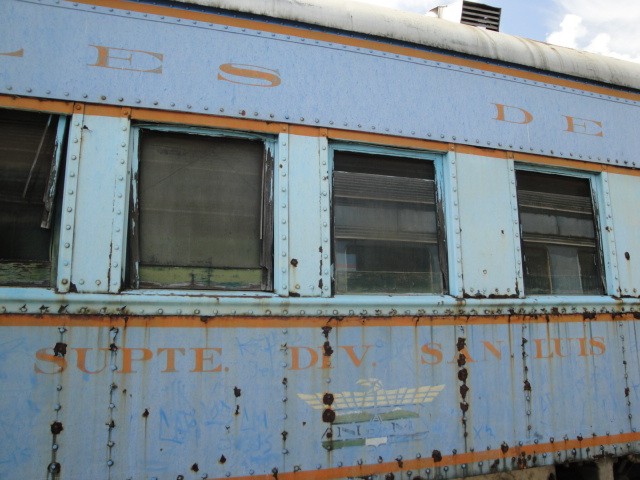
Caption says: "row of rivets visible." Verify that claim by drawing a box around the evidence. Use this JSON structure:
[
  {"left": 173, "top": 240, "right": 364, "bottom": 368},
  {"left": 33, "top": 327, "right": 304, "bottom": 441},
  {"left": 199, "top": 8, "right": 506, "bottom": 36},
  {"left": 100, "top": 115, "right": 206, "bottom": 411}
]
[
  {"left": 26, "top": 2, "right": 640, "bottom": 170},
  {"left": 109, "top": 117, "right": 131, "bottom": 292},
  {"left": 106, "top": 327, "right": 119, "bottom": 469},
  {"left": 507, "top": 160, "right": 524, "bottom": 290},
  {"left": 57, "top": 113, "right": 83, "bottom": 291},
  {"left": 319, "top": 139, "right": 331, "bottom": 296},
  {"left": 600, "top": 173, "right": 620, "bottom": 295},
  {"left": 277, "top": 135, "right": 290, "bottom": 294},
  {"left": 446, "top": 152, "right": 463, "bottom": 295}
]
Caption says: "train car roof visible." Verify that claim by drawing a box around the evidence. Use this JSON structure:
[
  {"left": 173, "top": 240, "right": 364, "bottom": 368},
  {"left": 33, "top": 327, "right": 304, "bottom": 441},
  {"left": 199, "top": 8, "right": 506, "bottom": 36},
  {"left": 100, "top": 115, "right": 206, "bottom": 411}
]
[{"left": 177, "top": 0, "right": 640, "bottom": 91}]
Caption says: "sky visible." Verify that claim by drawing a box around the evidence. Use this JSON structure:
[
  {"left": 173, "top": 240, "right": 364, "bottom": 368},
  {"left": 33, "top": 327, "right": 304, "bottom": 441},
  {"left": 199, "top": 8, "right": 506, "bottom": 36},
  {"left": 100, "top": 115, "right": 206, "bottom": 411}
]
[{"left": 354, "top": 0, "right": 640, "bottom": 63}]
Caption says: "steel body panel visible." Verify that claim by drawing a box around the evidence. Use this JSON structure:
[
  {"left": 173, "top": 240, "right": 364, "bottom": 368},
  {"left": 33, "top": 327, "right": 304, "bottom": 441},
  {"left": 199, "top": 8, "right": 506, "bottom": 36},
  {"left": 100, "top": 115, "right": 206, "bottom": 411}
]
[
  {"left": 2, "top": 0, "right": 640, "bottom": 166},
  {"left": 607, "top": 173, "right": 640, "bottom": 296},
  {"left": 456, "top": 154, "right": 520, "bottom": 297},
  {"left": 2, "top": 315, "right": 640, "bottom": 479},
  {"left": 287, "top": 134, "right": 329, "bottom": 297},
  {"left": 69, "top": 114, "right": 129, "bottom": 293},
  {"left": 182, "top": 0, "right": 640, "bottom": 91}
]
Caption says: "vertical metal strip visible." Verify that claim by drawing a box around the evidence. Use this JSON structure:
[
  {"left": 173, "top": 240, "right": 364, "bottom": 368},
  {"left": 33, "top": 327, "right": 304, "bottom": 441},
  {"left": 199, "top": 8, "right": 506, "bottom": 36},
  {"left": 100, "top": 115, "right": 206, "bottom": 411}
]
[
  {"left": 108, "top": 115, "right": 131, "bottom": 293},
  {"left": 599, "top": 172, "right": 620, "bottom": 296},
  {"left": 318, "top": 137, "right": 331, "bottom": 297},
  {"left": 442, "top": 150, "right": 463, "bottom": 297},
  {"left": 56, "top": 108, "right": 84, "bottom": 292},
  {"left": 506, "top": 159, "right": 524, "bottom": 297},
  {"left": 274, "top": 131, "right": 289, "bottom": 296}
]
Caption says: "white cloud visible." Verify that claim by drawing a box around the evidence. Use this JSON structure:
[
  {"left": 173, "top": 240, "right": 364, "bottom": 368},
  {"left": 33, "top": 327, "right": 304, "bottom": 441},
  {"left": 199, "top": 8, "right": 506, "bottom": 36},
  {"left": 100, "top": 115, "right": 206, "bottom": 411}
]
[
  {"left": 546, "top": 14, "right": 585, "bottom": 49},
  {"left": 546, "top": 0, "right": 640, "bottom": 62}
]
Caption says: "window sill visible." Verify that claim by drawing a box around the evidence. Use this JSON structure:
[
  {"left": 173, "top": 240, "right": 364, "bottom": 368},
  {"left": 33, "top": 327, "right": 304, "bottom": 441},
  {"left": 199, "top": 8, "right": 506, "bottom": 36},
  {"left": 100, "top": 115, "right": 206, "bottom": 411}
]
[{"left": 0, "top": 287, "right": 638, "bottom": 317}]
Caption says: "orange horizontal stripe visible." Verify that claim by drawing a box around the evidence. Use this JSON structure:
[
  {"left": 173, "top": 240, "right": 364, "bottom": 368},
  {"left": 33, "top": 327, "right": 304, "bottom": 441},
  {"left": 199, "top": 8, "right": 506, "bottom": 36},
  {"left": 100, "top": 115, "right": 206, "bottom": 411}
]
[
  {"left": 3, "top": 95, "right": 639, "bottom": 177},
  {"left": 0, "top": 312, "right": 632, "bottom": 328},
  {"left": 68, "top": 0, "right": 640, "bottom": 101},
  {"left": 226, "top": 431, "right": 640, "bottom": 480},
  {"left": 0, "top": 95, "right": 74, "bottom": 114}
]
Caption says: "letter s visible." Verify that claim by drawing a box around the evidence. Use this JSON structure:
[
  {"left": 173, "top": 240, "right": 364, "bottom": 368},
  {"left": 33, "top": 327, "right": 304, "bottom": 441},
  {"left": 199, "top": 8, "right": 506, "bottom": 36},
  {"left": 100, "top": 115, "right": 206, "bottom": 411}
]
[
  {"left": 34, "top": 348, "right": 66, "bottom": 374},
  {"left": 421, "top": 342, "right": 443, "bottom": 365},
  {"left": 218, "top": 63, "right": 281, "bottom": 87}
]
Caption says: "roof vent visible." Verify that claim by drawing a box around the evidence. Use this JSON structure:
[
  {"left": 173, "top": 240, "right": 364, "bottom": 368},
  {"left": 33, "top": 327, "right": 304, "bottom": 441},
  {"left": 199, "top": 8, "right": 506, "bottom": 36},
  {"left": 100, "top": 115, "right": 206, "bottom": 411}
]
[{"left": 460, "top": 1, "right": 501, "bottom": 31}]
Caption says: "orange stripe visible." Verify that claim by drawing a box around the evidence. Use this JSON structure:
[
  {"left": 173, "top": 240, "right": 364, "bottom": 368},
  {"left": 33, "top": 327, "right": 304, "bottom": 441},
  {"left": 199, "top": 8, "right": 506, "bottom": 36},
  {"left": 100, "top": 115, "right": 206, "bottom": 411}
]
[
  {"left": 131, "top": 108, "right": 288, "bottom": 134},
  {"left": 67, "top": 0, "right": 640, "bottom": 101},
  {"left": 223, "top": 432, "right": 639, "bottom": 480},
  {"left": 0, "top": 312, "right": 630, "bottom": 328},
  {"left": 2, "top": 95, "right": 639, "bottom": 176},
  {"left": 0, "top": 95, "right": 74, "bottom": 114}
]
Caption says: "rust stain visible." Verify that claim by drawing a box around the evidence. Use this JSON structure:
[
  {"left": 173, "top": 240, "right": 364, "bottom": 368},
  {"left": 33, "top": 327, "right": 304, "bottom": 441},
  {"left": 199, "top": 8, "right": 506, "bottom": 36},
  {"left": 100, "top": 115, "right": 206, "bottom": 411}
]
[
  {"left": 53, "top": 342, "right": 67, "bottom": 357},
  {"left": 1, "top": 312, "right": 635, "bottom": 328},
  {"left": 50, "top": 421, "right": 63, "bottom": 435}
]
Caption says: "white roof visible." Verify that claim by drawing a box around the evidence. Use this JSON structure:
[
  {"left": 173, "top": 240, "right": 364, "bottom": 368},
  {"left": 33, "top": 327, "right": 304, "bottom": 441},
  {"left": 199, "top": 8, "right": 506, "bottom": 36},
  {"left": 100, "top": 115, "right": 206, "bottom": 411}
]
[{"left": 179, "top": 0, "right": 640, "bottom": 91}]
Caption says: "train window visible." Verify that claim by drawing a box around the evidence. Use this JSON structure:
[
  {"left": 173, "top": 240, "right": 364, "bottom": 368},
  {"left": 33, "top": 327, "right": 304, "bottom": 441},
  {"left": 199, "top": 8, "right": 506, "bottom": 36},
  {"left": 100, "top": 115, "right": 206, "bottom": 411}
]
[
  {"left": 129, "top": 129, "right": 273, "bottom": 290},
  {"left": 516, "top": 170, "right": 604, "bottom": 295},
  {"left": 332, "top": 150, "right": 446, "bottom": 294},
  {"left": 0, "top": 109, "right": 65, "bottom": 287}
]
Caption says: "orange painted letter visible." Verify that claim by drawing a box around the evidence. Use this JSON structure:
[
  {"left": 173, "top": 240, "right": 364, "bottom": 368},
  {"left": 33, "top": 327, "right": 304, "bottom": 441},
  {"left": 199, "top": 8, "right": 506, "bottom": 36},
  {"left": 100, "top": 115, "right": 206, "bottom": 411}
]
[
  {"left": 0, "top": 48, "right": 23, "bottom": 57},
  {"left": 158, "top": 348, "right": 186, "bottom": 372},
  {"left": 493, "top": 103, "right": 533, "bottom": 124},
  {"left": 289, "top": 346, "right": 319, "bottom": 370},
  {"left": 421, "top": 343, "right": 443, "bottom": 365},
  {"left": 590, "top": 337, "right": 606, "bottom": 355},
  {"left": 340, "top": 345, "right": 371, "bottom": 367},
  {"left": 218, "top": 63, "right": 281, "bottom": 87},
  {"left": 190, "top": 348, "right": 223, "bottom": 373},
  {"left": 74, "top": 347, "right": 109, "bottom": 374},
  {"left": 34, "top": 348, "right": 66, "bottom": 374},
  {"left": 89, "top": 45, "right": 163, "bottom": 73},
  {"left": 564, "top": 116, "right": 603, "bottom": 136},
  {"left": 120, "top": 348, "right": 153, "bottom": 374}
]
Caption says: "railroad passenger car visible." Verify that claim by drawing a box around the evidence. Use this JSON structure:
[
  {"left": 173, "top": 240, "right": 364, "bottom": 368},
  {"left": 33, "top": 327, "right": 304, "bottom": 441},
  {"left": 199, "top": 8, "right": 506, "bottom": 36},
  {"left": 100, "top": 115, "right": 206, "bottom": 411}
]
[{"left": 2, "top": 1, "right": 640, "bottom": 479}]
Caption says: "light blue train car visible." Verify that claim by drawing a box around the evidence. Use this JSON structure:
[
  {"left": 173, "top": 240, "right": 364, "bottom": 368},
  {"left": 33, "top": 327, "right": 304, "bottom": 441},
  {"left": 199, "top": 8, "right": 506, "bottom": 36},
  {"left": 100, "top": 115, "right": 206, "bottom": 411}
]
[{"left": 2, "top": 1, "right": 640, "bottom": 480}]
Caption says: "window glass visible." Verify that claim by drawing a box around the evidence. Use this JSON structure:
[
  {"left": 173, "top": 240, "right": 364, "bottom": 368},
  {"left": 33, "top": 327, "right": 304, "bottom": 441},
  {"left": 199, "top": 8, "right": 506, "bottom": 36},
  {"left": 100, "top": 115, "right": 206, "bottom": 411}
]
[
  {"left": 516, "top": 170, "right": 604, "bottom": 295},
  {"left": 0, "top": 109, "right": 59, "bottom": 286},
  {"left": 133, "top": 130, "right": 272, "bottom": 290},
  {"left": 333, "top": 151, "right": 446, "bottom": 294}
]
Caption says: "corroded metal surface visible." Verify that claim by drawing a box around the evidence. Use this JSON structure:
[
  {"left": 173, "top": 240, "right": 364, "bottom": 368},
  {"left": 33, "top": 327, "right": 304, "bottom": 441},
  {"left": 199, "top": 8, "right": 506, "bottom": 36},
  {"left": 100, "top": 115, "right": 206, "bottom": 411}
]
[{"left": 1, "top": 314, "right": 639, "bottom": 479}]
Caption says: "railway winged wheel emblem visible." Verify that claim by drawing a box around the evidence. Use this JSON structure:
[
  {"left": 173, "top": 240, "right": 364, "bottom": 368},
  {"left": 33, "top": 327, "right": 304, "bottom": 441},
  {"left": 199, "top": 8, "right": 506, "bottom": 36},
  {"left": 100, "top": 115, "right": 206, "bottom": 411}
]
[{"left": 298, "top": 378, "right": 445, "bottom": 449}]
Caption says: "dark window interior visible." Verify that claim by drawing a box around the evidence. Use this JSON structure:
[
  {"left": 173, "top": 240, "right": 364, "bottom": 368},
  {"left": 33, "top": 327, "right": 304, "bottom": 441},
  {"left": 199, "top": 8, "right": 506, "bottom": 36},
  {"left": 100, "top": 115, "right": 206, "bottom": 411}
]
[{"left": 333, "top": 151, "right": 445, "bottom": 294}]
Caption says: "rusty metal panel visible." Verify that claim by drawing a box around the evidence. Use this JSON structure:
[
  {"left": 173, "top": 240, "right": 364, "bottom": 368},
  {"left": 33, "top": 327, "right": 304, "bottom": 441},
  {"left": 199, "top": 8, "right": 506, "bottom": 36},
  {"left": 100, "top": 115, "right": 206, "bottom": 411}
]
[
  {"left": 287, "top": 134, "right": 330, "bottom": 297},
  {"left": 606, "top": 173, "right": 640, "bottom": 296},
  {"left": 3, "top": 315, "right": 640, "bottom": 479},
  {"left": 455, "top": 154, "right": 520, "bottom": 297},
  {"left": 2, "top": 0, "right": 640, "bottom": 167}
]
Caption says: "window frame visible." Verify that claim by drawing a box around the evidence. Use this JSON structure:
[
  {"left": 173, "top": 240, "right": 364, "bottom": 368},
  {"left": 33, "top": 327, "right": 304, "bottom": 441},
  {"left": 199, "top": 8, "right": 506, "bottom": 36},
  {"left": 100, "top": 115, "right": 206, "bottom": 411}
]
[
  {"left": 329, "top": 143, "right": 448, "bottom": 296},
  {"left": 514, "top": 164, "right": 606, "bottom": 296},
  {"left": 127, "top": 124, "right": 275, "bottom": 292},
  {"left": 0, "top": 109, "right": 67, "bottom": 288}
]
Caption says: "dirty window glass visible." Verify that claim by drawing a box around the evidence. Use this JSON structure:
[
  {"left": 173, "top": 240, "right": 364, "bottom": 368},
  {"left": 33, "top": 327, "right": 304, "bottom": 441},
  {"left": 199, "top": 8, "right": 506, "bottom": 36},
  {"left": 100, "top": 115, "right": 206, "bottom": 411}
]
[
  {"left": 333, "top": 151, "right": 446, "bottom": 294},
  {"left": 133, "top": 130, "right": 272, "bottom": 290},
  {"left": 0, "top": 109, "right": 59, "bottom": 287},
  {"left": 516, "top": 170, "right": 604, "bottom": 295}
]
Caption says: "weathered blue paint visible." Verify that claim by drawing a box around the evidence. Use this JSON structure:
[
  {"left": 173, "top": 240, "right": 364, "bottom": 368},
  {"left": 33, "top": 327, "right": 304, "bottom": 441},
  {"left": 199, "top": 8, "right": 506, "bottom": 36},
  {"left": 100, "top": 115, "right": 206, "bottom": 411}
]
[
  {"left": 1, "top": 317, "right": 637, "bottom": 479},
  {"left": 2, "top": 0, "right": 640, "bottom": 166},
  {"left": 2, "top": 1, "right": 640, "bottom": 479}
]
